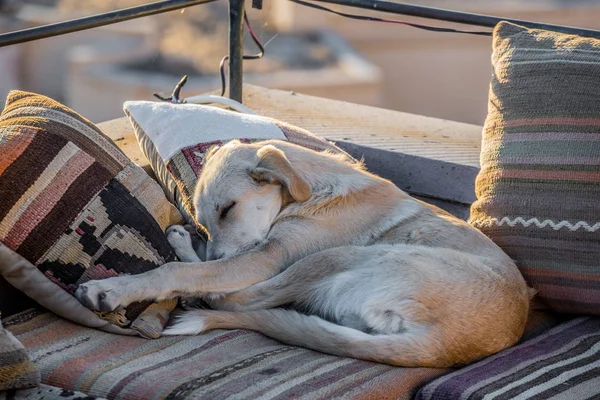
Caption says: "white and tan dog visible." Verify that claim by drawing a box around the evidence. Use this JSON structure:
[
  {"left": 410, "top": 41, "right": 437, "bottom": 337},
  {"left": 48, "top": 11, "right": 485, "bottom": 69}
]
[{"left": 76, "top": 139, "right": 531, "bottom": 367}]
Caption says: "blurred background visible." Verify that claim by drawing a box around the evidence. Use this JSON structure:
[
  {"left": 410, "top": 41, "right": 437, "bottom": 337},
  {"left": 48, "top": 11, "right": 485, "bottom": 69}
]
[{"left": 0, "top": 0, "right": 599, "bottom": 124}]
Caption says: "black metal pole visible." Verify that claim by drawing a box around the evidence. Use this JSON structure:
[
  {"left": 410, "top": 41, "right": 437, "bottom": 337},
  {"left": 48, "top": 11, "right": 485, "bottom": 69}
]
[
  {"left": 311, "top": 0, "right": 600, "bottom": 39},
  {"left": 0, "top": 0, "right": 218, "bottom": 48},
  {"left": 229, "top": 0, "right": 245, "bottom": 102}
]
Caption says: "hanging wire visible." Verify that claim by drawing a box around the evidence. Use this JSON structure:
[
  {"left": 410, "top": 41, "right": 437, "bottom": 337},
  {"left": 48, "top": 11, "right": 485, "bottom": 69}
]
[
  {"left": 288, "top": 0, "right": 492, "bottom": 36},
  {"left": 154, "top": 8, "right": 265, "bottom": 102},
  {"left": 219, "top": 10, "right": 265, "bottom": 96},
  {"left": 216, "top": 0, "right": 491, "bottom": 95},
  {"left": 156, "top": 0, "right": 490, "bottom": 102}
]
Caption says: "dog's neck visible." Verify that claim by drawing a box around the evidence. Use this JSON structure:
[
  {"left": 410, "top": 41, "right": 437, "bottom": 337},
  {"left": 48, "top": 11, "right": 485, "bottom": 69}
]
[{"left": 276, "top": 146, "right": 417, "bottom": 245}]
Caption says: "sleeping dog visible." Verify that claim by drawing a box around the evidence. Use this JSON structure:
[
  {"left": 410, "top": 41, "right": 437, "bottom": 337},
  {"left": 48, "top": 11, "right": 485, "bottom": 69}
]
[{"left": 76, "top": 139, "right": 531, "bottom": 367}]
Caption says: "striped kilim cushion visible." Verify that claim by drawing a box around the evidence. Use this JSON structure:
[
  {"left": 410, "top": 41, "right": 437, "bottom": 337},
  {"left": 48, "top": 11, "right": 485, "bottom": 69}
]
[
  {"left": 4, "top": 309, "right": 448, "bottom": 400},
  {"left": 2, "top": 307, "right": 563, "bottom": 400},
  {"left": 469, "top": 22, "right": 600, "bottom": 315},
  {"left": 0, "top": 318, "right": 39, "bottom": 391},
  {"left": 417, "top": 317, "right": 600, "bottom": 400},
  {"left": 0, "top": 91, "right": 184, "bottom": 338},
  {"left": 123, "top": 101, "right": 353, "bottom": 225}
]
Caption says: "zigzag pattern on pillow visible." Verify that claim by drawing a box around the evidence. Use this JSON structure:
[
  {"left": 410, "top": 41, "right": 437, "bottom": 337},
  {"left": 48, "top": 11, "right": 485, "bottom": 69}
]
[{"left": 472, "top": 217, "right": 600, "bottom": 232}]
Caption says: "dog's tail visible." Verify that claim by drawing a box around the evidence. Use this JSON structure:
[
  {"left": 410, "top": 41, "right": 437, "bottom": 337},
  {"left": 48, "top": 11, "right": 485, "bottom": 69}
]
[{"left": 163, "top": 308, "right": 455, "bottom": 368}]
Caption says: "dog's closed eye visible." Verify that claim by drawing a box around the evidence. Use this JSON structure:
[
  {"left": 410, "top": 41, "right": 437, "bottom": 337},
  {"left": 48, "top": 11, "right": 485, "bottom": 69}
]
[{"left": 220, "top": 201, "right": 236, "bottom": 220}]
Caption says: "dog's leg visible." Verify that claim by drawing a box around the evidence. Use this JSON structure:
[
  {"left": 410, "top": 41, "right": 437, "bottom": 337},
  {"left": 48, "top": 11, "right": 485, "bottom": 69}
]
[
  {"left": 163, "top": 308, "right": 450, "bottom": 368},
  {"left": 210, "top": 246, "right": 360, "bottom": 311},
  {"left": 75, "top": 243, "right": 282, "bottom": 312},
  {"left": 159, "top": 244, "right": 528, "bottom": 368},
  {"left": 75, "top": 219, "right": 345, "bottom": 312}
]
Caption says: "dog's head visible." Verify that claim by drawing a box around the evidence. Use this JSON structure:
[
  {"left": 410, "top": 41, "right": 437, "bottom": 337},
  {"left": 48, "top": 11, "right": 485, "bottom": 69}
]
[{"left": 194, "top": 140, "right": 311, "bottom": 260}]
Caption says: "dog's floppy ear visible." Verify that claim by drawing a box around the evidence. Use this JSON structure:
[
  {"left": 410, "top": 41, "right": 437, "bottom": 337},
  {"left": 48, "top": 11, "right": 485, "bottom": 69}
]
[{"left": 250, "top": 145, "right": 311, "bottom": 202}]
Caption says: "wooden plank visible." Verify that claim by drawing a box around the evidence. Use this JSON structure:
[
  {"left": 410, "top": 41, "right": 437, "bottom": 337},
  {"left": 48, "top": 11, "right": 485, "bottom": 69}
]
[
  {"left": 97, "top": 117, "right": 145, "bottom": 165},
  {"left": 239, "top": 85, "right": 481, "bottom": 205},
  {"left": 241, "top": 84, "right": 482, "bottom": 168},
  {"left": 97, "top": 117, "right": 156, "bottom": 178}
]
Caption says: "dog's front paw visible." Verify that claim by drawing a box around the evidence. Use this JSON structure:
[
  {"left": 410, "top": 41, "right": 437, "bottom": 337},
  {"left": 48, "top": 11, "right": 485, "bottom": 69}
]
[
  {"left": 166, "top": 224, "right": 193, "bottom": 246},
  {"left": 166, "top": 225, "right": 197, "bottom": 261},
  {"left": 75, "top": 276, "right": 134, "bottom": 312}
]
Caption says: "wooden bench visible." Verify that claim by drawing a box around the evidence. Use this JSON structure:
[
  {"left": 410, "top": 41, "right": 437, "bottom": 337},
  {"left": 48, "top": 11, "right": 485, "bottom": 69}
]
[{"left": 98, "top": 84, "right": 483, "bottom": 219}]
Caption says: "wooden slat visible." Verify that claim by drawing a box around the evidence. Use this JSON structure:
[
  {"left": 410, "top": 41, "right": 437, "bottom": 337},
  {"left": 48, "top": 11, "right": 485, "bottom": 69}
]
[
  {"left": 241, "top": 84, "right": 482, "bottom": 168},
  {"left": 97, "top": 116, "right": 156, "bottom": 178},
  {"left": 240, "top": 85, "right": 481, "bottom": 205}
]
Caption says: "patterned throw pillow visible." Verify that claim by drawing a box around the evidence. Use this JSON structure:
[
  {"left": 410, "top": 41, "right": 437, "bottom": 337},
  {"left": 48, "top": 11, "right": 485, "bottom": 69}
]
[
  {"left": 469, "top": 22, "right": 600, "bottom": 315},
  {"left": 123, "top": 101, "right": 353, "bottom": 225},
  {"left": 0, "top": 317, "right": 40, "bottom": 391},
  {"left": 0, "top": 91, "right": 184, "bottom": 338}
]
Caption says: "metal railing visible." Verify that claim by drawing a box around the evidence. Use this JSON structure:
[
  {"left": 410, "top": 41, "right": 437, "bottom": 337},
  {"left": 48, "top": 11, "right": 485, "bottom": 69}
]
[{"left": 1, "top": 0, "right": 599, "bottom": 103}]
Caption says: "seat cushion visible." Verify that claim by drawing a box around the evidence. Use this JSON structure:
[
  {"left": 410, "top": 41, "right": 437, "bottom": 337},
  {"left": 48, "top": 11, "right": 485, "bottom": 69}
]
[
  {"left": 417, "top": 316, "right": 600, "bottom": 400},
  {"left": 0, "top": 91, "right": 184, "bottom": 338},
  {"left": 4, "top": 304, "right": 565, "bottom": 400},
  {"left": 5, "top": 309, "right": 449, "bottom": 400},
  {"left": 469, "top": 21, "right": 600, "bottom": 315}
]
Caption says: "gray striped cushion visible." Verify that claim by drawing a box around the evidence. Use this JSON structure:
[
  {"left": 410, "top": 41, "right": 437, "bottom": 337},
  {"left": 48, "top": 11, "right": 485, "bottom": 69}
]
[
  {"left": 417, "top": 317, "right": 600, "bottom": 400},
  {"left": 469, "top": 22, "right": 600, "bottom": 315}
]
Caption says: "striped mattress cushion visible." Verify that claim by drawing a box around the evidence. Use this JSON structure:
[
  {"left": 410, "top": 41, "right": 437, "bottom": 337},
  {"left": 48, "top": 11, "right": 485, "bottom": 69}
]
[
  {"left": 469, "top": 22, "right": 600, "bottom": 315},
  {"left": 0, "top": 91, "right": 184, "bottom": 338},
  {"left": 123, "top": 101, "right": 353, "bottom": 226},
  {"left": 417, "top": 317, "right": 600, "bottom": 400},
  {"left": 4, "top": 309, "right": 448, "bottom": 400},
  {"left": 2, "top": 306, "right": 563, "bottom": 400}
]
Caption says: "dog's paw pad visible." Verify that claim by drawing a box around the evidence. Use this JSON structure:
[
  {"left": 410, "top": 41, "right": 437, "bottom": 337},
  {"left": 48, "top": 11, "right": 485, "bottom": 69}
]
[
  {"left": 166, "top": 225, "right": 189, "bottom": 239},
  {"left": 166, "top": 225, "right": 193, "bottom": 248},
  {"left": 75, "top": 278, "right": 130, "bottom": 312}
]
